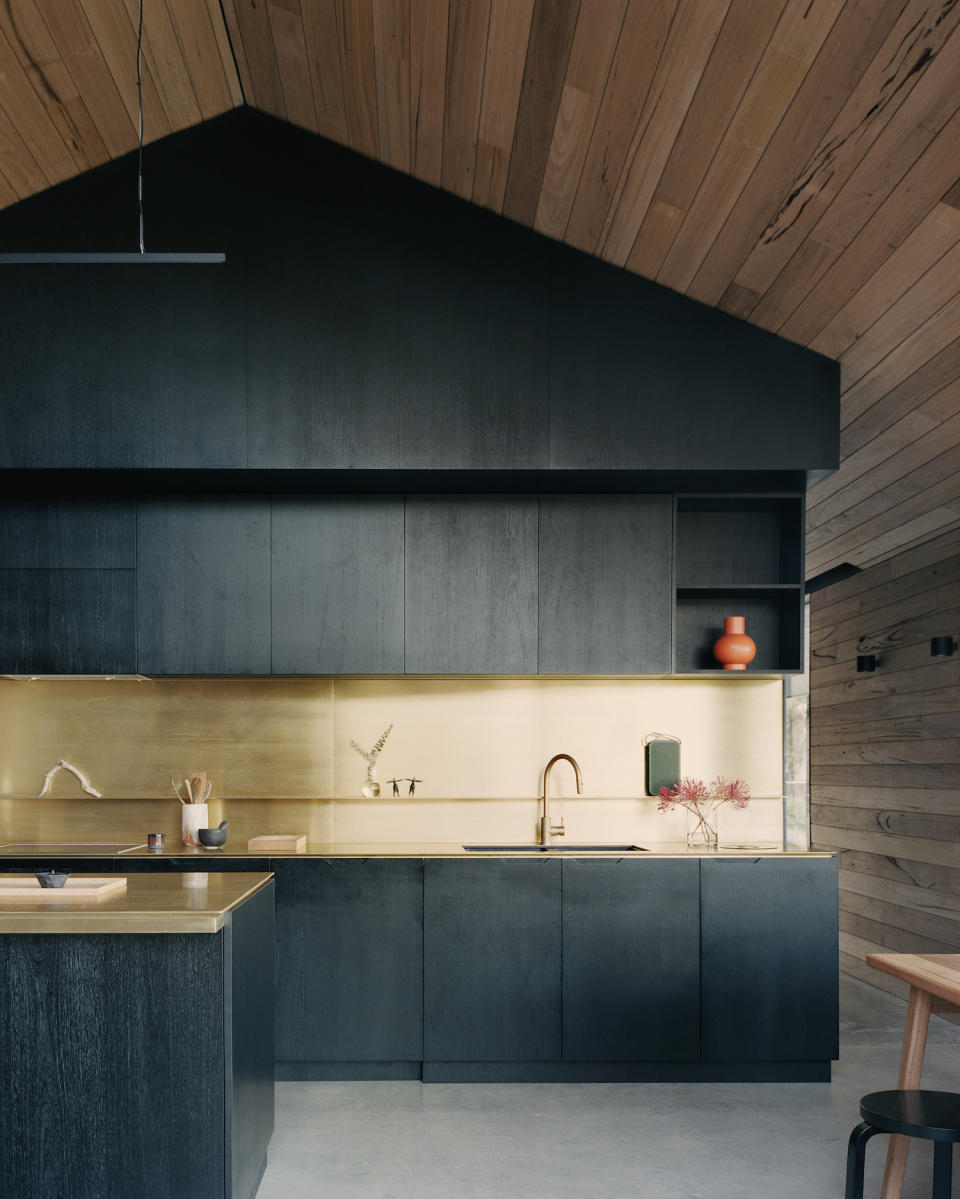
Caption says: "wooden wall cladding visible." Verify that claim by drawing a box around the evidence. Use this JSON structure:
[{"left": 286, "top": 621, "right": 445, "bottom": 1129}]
[{"left": 809, "top": 526, "right": 960, "bottom": 1009}]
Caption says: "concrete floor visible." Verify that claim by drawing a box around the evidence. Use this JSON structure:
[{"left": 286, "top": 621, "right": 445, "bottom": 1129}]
[{"left": 257, "top": 976, "right": 960, "bottom": 1199}]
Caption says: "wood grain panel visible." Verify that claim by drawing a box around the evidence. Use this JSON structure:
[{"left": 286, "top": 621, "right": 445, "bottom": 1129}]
[
  {"left": 811, "top": 532, "right": 960, "bottom": 995},
  {"left": 473, "top": 0, "right": 535, "bottom": 213},
  {"left": 409, "top": 0, "right": 448, "bottom": 186},
  {"left": 372, "top": 0, "right": 411, "bottom": 171},
  {"left": 441, "top": 0, "right": 491, "bottom": 199},
  {"left": 501, "top": 0, "right": 580, "bottom": 226},
  {"left": 266, "top": 0, "right": 318, "bottom": 133},
  {"left": 300, "top": 0, "right": 348, "bottom": 142},
  {"left": 628, "top": 0, "right": 786, "bottom": 280},
  {"left": 659, "top": 0, "right": 850, "bottom": 297},
  {"left": 600, "top": 0, "right": 730, "bottom": 266},
  {"left": 564, "top": 0, "right": 675, "bottom": 254},
  {"left": 222, "top": 0, "right": 285, "bottom": 118}
]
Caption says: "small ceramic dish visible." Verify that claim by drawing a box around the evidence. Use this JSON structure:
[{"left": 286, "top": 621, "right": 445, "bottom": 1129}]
[
  {"left": 36, "top": 869, "right": 70, "bottom": 888},
  {"left": 198, "top": 828, "right": 228, "bottom": 848}
]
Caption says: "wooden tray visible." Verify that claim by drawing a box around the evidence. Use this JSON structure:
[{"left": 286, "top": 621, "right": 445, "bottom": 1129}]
[
  {"left": 247, "top": 834, "right": 306, "bottom": 853},
  {"left": 0, "top": 876, "right": 127, "bottom": 902}
]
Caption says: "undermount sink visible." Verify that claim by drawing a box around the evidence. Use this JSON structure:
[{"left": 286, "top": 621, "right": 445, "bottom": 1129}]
[{"left": 463, "top": 844, "right": 648, "bottom": 853}]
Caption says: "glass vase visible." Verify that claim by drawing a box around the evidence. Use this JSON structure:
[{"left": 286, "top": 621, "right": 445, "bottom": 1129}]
[{"left": 686, "top": 803, "right": 719, "bottom": 851}]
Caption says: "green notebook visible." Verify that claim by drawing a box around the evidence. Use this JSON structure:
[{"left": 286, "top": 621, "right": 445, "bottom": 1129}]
[{"left": 645, "top": 738, "right": 680, "bottom": 796}]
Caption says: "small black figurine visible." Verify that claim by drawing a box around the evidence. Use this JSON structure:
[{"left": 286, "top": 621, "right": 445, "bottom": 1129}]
[
  {"left": 406, "top": 777, "right": 422, "bottom": 796},
  {"left": 387, "top": 778, "right": 402, "bottom": 797}
]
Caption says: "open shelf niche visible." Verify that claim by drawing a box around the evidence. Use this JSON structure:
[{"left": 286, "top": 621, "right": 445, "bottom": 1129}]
[{"left": 674, "top": 495, "right": 804, "bottom": 673}]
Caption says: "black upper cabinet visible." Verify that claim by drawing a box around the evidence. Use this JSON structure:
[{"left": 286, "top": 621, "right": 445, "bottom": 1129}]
[
  {"left": 137, "top": 498, "right": 271, "bottom": 674},
  {"left": 404, "top": 495, "right": 539, "bottom": 673},
  {"left": 271, "top": 496, "right": 405, "bottom": 674},
  {"left": 547, "top": 245, "right": 839, "bottom": 471},
  {"left": 246, "top": 128, "right": 549, "bottom": 470},
  {"left": 0, "top": 498, "right": 137, "bottom": 673},
  {"left": 539, "top": 495, "right": 673, "bottom": 673}
]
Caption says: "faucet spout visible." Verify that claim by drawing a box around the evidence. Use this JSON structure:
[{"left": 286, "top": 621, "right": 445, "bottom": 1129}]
[{"left": 540, "top": 753, "right": 583, "bottom": 847}]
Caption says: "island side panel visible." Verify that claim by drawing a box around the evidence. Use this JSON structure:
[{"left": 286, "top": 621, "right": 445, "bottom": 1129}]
[
  {"left": 224, "top": 878, "right": 276, "bottom": 1199},
  {"left": 0, "top": 931, "right": 225, "bottom": 1199}
]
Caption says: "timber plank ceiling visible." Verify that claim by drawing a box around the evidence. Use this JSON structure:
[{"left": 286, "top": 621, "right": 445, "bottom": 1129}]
[{"left": 1, "top": 0, "right": 960, "bottom": 578}]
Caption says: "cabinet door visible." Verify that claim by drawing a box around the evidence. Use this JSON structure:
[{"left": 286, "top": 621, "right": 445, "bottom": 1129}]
[
  {"left": 700, "top": 858, "right": 838, "bottom": 1061},
  {"left": 539, "top": 495, "right": 673, "bottom": 673},
  {"left": 137, "top": 498, "right": 271, "bottom": 674},
  {"left": 404, "top": 496, "right": 538, "bottom": 673},
  {"left": 271, "top": 496, "right": 404, "bottom": 673},
  {"left": 562, "top": 859, "right": 699, "bottom": 1060},
  {"left": 272, "top": 859, "right": 423, "bottom": 1064},
  {"left": 424, "top": 858, "right": 561, "bottom": 1061},
  {"left": 0, "top": 498, "right": 137, "bottom": 674}
]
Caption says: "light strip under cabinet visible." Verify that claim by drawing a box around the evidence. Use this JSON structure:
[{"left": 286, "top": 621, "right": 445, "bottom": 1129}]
[{"left": 0, "top": 252, "right": 225, "bottom": 264}]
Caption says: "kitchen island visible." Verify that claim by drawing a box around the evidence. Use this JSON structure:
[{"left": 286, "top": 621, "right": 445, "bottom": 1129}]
[{"left": 0, "top": 870, "right": 274, "bottom": 1199}]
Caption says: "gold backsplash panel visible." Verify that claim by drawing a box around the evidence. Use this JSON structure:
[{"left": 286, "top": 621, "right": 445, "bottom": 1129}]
[{"left": 0, "top": 676, "right": 784, "bottom": 844}]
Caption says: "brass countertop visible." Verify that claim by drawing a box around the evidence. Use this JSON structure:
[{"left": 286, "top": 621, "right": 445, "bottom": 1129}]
[
  {"left": 0, "top": 841, "right": 832, "bottom": 859},
  {"left": 0, "top": 871, "right": 273, "bottom": 934}
]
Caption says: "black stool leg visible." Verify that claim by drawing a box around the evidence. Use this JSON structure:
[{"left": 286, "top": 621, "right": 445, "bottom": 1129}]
[
  {"left": 932, "top": 1140, "right": 953, "bottom": 1199},
  {"left": 845, "top": 1121, "right": 882, "bottom": 1199}
]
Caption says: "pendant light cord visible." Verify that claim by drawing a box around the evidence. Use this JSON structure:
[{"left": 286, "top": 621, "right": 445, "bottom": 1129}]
[{"left": 137, "top": 0, "right": 145, "bottom": 255}]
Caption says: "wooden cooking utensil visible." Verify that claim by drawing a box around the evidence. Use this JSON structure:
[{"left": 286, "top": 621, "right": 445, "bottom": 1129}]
[{"left": 191, "top": 772, "right": 207, "bottom": 805}]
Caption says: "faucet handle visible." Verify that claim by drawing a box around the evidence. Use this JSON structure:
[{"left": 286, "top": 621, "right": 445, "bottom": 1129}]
[{"left": 551, "top": 818, "right": 566, "bottom": 838}]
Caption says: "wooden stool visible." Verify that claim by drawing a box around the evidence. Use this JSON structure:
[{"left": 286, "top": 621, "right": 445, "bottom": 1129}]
[{"left": 846, "top": 1091, "right": 960, "bottom": 1199}]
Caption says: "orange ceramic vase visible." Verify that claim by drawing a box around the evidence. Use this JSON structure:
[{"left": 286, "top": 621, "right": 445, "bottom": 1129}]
[{"left": 713, "top": 616, "right": 756, "bottom": 671}]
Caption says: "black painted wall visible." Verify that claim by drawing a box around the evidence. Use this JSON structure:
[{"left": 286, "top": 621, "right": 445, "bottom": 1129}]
[{"left": 0, "top": 108, "right": 839, "bottom": 474}]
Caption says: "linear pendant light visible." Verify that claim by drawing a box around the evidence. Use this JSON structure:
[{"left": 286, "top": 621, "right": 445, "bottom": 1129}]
[{"left": 0, "top": 0, "right": 224, "bottom": 265}]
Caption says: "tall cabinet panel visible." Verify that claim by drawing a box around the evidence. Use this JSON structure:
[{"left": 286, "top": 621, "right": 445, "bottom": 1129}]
[
  {"left": 700, "top": 858, "right": 838, "bottom": 1062},
  {"left": 271, "top": 496, "right": 404, "bottom": 674},
  {"left": 404, "top": 496, "right": 539, "bottom": 673},
  {"left": 137, "top": 499, "right": 271, "bottom": 674},
  {"left": 562, "top": 859, "right": 700, "bottom": 1061},
  {"left": 539, "top": 495, "right": 673, "bottom": 673}
]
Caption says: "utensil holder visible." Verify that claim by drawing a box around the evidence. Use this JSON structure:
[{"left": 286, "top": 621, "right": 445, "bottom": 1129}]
[{"left": 181, "top": 803, "right": 209, "bottom": 848}]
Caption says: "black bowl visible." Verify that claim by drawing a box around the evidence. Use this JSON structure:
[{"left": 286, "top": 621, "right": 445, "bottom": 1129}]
[
  {"left": 36, "top": 870, "right": 70, "bottom": 888},
  {"left": 198, "top": 828, "right": 228, "bottom": 848}
]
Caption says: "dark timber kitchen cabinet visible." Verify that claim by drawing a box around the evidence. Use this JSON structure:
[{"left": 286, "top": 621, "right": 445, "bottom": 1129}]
[
  {"left": 404, "top": 496, "right": 539, "bottom": 673},
  {"left": 270, "top": 496, "right": 405, "bottom": 674},
  {"left": 423, "top": 858, "right": 561, "bottom": 1071},
  {"left": 700, "top": 858, "right": 839, "bottom": 1064},
  {"left": 136, "top": 498, "right": 271, "bottom": 675},
  {"left": 271, "top": 859, "right": 424, "bottom": 1078},
  {"left": 562, "top": 858, "right": 699, "bottom": 1061},
  {"left": 539, "top": 495, "right": 673, "bottom": 673}
]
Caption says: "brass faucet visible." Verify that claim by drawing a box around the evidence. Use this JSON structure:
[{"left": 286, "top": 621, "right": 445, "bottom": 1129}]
[{"left": 540, "top": 753, "right": 583, "bottom": 847}]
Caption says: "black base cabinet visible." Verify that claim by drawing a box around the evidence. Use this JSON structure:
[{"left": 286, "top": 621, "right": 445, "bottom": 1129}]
[
  {"left": 562, "top": 859, "right": 699, "bottom": 1062},
  {"left": 423, "top": 858, "right": 562, "bottom": 1075},
  {"left": 272, "top": 858, "right": 424, "bottom": 1080},
  {"left": 700, "top": 858, "right": 839, "bottom": 1067}
]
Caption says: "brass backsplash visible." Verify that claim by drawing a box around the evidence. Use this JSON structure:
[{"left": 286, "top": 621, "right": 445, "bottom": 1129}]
[{"left": 0, "top": 675, "right": 785, "bottom": 845}]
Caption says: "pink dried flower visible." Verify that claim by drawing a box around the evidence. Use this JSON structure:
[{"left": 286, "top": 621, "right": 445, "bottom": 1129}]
[
  {"left": 657, "top": 775, "right": 751, "bottom": 813},
  {"left": 657, "top": 777, "right": 711, "bottom": 812},
  {"left": 710, "top": 776, "right": 751, "bottom": 809}
]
